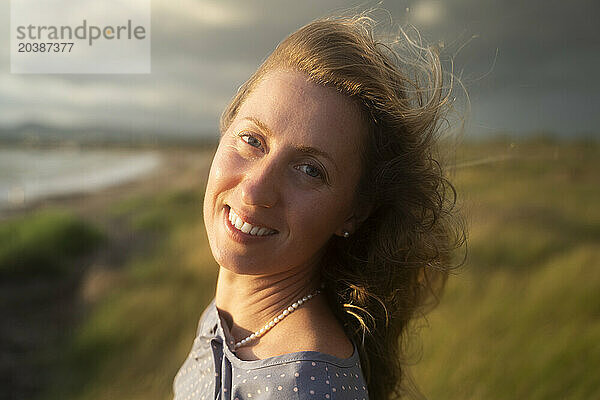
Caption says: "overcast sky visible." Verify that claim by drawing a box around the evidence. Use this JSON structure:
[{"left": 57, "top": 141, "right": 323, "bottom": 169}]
[{"left": 1, "top": 0, "right": 598, "bottom": 139}]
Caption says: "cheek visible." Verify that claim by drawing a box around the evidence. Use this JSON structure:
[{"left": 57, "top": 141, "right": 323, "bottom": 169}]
[
  {"left": 204, "top": 145, "right": 240, "bottom": 216},
  {"left": 298, "top": 183, "right": 358, "bottom": 241},
  {"left": 289, "top": 195, "right": 348, "bottom": 240},
  {"left": 206, "top": 144, "right": 242, "bottom": 191}
]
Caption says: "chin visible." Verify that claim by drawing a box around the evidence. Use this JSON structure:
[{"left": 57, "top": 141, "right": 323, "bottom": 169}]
[
  {"left": 218, "top": 263, "right": 271, "bottom": 276},
  {"left": 210, "top": 247, "right": 264, "bottom": 275}
]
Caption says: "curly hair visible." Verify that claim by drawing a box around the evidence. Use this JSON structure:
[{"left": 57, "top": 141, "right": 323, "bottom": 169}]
[{"left": 220, "top": 14, "right": 466, "bottom": 400}]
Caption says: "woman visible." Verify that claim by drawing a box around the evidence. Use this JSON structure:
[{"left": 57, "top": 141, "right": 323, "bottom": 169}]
[{"left": 174, "top": 14, "right": 464, "bottom": 400}]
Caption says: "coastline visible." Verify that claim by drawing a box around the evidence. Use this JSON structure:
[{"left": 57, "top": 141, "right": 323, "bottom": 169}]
[{"left": 0, "top": 146, "right": 215, "bottom": 221}]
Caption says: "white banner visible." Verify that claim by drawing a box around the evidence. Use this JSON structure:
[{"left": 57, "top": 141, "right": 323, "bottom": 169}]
[{"left": 10, "top": 0, "right": 151, "bottom": 73}]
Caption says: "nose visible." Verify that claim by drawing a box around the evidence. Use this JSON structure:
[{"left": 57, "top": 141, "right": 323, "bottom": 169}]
[{"left": 240, "top": 159, "right": 280, "bottom": 208}]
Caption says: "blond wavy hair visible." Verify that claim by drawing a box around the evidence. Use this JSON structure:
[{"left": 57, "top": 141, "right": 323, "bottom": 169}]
[{"left": 220, "top": 14, "right": 466, "bottom": 400}]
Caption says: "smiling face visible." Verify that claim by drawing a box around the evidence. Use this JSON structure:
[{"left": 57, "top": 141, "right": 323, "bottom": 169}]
[{"left": 203, "top": 70, "right": 367, "bottom": 276}]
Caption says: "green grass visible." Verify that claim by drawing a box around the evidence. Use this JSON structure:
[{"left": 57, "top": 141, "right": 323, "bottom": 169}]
[
  {"left": 44, "top": 189, "right": 218, "bottom": 400},
  {"left": 35, "top": 138, "right": 599, "bottom": 400},
  {"left": 412, "top": 138, "right": 600, "bottom": 399},
  {"left": 110, "top": 188, "right": 204, "bottom": 233},
  {"left": 0, "top": 210, "right": 104, "bottom": 278}
]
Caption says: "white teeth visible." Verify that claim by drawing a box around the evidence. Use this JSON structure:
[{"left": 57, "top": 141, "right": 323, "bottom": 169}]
[
  {"left": 240, "top": 222, "right": 253, "bottom": 234},
  {"left": 234, "top": 217, "right": 244, "bottom": 230},
  {"left": 228, "top": 207, "right": 275, "bottom": 236}
]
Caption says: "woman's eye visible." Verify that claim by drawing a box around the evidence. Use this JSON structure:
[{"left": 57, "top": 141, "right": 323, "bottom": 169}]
[
  {"left": 297, "top": 164, "right": 324, "bottom": 180},
  {"left": 240, "top": 133, "right": 262, "bottom": 149}
]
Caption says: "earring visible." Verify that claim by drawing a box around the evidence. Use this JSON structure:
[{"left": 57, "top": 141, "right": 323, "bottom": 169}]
[{"left": 343, "top": 231, "right": 350, "bottom": 238}]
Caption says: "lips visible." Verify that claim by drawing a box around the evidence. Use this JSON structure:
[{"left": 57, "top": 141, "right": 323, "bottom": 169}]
[{"left": 226, "top": 206, "right": 277, "bottom": 236}]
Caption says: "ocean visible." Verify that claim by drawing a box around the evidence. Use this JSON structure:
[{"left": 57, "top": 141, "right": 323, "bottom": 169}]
[{"left": 0, "top": 147, "right": 161, "bottom": 210}]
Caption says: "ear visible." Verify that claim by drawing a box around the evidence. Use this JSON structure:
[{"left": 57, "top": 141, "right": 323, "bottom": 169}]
[{"left": 335, "top": 201, "right": 373, "bottom": 238}]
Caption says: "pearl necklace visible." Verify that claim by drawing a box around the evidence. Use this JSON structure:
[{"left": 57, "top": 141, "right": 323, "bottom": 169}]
[{"left": 234, "top": 286, "right": 323, "bottom": 350}]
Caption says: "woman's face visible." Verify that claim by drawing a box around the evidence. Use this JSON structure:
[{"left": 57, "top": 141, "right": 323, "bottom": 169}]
[{"left": 203, "top": 69, "right": 366, "bottom": 276}]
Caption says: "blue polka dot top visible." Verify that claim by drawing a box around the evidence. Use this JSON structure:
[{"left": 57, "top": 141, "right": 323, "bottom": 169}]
[{"left": 173, "top": 298, "right": 370, "bottom": 400}]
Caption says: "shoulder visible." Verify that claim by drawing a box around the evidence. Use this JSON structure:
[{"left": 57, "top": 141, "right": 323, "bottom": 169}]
[
  {"left": 253, "top": 328, "right": 353, "bottom": 360},
  {"left": 195, "top": 298, "right": 218, "bottom": 337},
  {"left": 249, "top": 298, "right": 354, "bottom": 360},
  {"left": 235, "top": 360, "right": 369, "bottom": 399}
]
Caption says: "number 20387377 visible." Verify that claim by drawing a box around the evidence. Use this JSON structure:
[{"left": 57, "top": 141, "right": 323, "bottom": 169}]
[{"left": 17, "top": 42, "right": 74, "bottom": 52}]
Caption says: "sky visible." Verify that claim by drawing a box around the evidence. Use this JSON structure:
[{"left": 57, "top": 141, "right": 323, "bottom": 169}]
[{"left": 1, "top": 0, "right": 598, "bottom": 139}]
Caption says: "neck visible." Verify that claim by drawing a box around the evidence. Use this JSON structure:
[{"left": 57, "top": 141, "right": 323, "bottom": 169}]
[{"left": 215, "top": 264, "right": 321, "bottom": 342}]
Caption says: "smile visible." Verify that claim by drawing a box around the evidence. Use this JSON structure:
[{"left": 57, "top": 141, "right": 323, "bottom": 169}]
[{"left": 227, "top": 206, "right": 277, "bottom": 236}]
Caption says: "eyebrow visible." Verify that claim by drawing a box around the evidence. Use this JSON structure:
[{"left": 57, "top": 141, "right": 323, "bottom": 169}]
[
  {"left": 242, "top": 116, "right": 339, "bottom": 173},
  {"left": 244, "top": 116, "right": 273, "bottom": 138}
]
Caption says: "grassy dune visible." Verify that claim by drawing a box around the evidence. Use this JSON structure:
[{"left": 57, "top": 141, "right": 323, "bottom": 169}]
[
  {"left": 412, "top": 139, "right": 599, "bottom": 399},
  {"left": 9, "top": 139, "right": 597, "bottom": 400},
  {"left": 0, "top": 210, "right": 104, "bottom": 278}
]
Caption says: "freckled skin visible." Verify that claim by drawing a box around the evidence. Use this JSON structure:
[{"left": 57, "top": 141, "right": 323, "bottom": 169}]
[{"left": 203, "top": 70, "right": 366, "bottom": 276}]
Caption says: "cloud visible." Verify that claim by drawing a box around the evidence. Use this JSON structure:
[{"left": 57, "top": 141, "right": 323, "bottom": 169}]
[{"left": 1, "top": 0, "right": 598, "bottom": 136}]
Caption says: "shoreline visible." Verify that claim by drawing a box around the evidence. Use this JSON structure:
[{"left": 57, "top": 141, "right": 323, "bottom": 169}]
[{"left": 0, "top": 147, "right": 215, "bottom": 221}]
